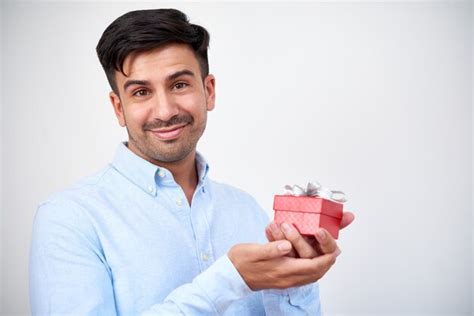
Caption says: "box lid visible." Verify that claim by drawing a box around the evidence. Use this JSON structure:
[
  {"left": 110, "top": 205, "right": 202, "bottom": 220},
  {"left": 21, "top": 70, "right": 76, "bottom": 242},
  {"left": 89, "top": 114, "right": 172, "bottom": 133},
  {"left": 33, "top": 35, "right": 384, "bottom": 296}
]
[{"left": 273, "top": 195, "right": 343, "bottom": 219}]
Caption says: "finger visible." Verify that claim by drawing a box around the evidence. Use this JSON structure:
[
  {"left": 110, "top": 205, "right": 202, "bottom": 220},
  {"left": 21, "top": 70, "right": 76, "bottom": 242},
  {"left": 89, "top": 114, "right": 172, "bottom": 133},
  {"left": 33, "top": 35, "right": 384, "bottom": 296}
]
[
  {"left": 256, "top": 240, "right": 293, "bottom": 261},
  {"left": 289, "top": 262, "right": 335, "bottom": 287},
  {"left": 340, "top": 212, "right": 355, "bottom": 230},
  {"left": 281, "top": 222, "right": 318, "bottom": 258},
  {"left": 289, "top": 256, "right": 337, "bottom": 287},
  {"left": 269, "top": 222, "right": 297, "bottom": 257},
  {"left": 286, "top": 249, "right": 340, "bottom": 277},
  {"left": 303, "top": 236, "right": 322, "bottom": 256},
  {"left": 314, "top": 228, "right": 338, "bottom": 255},
  {"left": 269, "top": 221, "right": 285, "bottom": 240},
  {"left": 265, "top": 226, "right": 275, "bottom": 242}
]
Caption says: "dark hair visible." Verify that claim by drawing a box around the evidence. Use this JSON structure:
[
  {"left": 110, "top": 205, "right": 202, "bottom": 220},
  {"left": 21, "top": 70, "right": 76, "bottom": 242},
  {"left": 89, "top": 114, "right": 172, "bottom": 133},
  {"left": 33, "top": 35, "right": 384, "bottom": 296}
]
[{"left": 96, "top": 8, "right": 210, "bottom": 93}]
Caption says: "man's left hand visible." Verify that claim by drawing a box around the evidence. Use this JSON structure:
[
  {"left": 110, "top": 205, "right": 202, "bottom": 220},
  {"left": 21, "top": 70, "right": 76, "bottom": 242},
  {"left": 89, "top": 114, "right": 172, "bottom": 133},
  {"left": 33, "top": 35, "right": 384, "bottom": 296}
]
[{"left": 264, "top": 212, "right": 355, "bottom": 259}]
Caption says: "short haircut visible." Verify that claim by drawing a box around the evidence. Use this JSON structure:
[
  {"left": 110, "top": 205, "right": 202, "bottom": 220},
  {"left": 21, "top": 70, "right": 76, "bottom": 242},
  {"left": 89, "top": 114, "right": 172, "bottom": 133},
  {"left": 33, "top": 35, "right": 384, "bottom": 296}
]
[{"left": 96, "top": 8, "right": 210, "bottom": 93}]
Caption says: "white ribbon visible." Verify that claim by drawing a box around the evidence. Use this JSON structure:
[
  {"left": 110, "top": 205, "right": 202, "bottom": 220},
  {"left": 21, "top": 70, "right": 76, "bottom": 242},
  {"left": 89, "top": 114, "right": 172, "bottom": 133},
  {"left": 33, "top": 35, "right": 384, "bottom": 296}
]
[{"left": 283, "top": 181, "right": 347, "bottom": 203}]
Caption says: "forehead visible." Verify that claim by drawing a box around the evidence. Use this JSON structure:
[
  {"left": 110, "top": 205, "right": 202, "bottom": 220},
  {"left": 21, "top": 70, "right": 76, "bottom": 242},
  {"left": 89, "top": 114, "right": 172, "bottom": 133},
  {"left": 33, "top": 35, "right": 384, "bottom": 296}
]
[{"left": 120, "top": 43, "right": 201, "bottom": 80}]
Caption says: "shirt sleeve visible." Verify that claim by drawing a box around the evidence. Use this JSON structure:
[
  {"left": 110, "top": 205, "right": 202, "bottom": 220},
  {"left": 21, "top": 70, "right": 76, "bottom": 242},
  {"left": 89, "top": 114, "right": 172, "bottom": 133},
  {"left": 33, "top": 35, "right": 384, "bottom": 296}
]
[
  {"left": 29, "top": 200, "right": 117, "bottom": 315},
  {"left": 262, "top": 284, "right": 322, "bottom": 315},
  {"left": 29, "top": 199, "right": 254, "bottom": 315},
  {"left": 142, "top": 255, "right": 252, "bottom": 315}
]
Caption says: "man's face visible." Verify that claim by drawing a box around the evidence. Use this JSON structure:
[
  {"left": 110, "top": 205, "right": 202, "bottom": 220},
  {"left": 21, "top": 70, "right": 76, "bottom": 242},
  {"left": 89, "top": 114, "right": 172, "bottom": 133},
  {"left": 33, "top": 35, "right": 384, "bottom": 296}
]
[{"left": 109, "top": 43, "right": 215, "bottom": 164}]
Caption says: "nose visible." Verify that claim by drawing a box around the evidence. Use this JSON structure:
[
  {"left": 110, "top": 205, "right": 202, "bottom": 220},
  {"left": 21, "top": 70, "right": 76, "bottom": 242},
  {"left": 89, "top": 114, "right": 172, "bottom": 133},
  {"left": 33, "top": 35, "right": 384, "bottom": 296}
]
[{"left": 150, "top": 91, "right": 179, "bottom": 122}]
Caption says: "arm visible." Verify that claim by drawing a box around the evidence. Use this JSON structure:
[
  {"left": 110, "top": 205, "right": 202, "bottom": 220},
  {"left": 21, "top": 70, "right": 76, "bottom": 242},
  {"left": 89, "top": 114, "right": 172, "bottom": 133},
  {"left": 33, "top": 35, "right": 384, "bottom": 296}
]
[
  {"left": 29, "top": 200, "right": 253, "bottom": 315},
  {"left": 29, "top": 200, "right": 117, "bottom": 315},
  {"left": 30, "top": 199, "right": 344, "bottom": 315}
]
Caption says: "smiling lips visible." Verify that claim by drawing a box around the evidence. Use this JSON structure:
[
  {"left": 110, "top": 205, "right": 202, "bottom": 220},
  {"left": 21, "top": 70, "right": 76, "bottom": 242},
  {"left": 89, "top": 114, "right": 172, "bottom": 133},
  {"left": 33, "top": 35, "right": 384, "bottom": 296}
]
[{"left": 150, "top": 123, "right": 188, "bottom": 140}]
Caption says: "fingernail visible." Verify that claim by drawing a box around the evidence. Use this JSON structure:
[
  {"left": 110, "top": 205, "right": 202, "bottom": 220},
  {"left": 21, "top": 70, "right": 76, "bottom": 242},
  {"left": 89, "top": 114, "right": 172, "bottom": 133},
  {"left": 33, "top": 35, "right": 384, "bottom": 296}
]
[
  {"left": 335, "top": 248, "right": 341, "bottom": 257},
  {"left": 281, "top": 222, "right": 291, "bottom": 233},
  {"left": 317, "top": 229, "right": 326, "bottom": 240},
  {"left": 278, "top": 241, "right": 291, "bottom": 251}
]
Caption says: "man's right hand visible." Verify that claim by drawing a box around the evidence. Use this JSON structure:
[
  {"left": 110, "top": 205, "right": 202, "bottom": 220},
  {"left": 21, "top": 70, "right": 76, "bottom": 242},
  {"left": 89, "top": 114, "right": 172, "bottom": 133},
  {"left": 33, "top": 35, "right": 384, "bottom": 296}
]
[{"left": 227, "top": 240, "right": 339, "bottom": 291}]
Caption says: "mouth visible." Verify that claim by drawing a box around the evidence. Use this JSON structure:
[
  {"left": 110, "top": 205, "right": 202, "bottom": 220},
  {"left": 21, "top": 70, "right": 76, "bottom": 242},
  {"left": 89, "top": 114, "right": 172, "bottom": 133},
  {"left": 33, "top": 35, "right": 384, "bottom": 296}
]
[{"left": 150, "top": 123, "right": 188, "bottom": 141}]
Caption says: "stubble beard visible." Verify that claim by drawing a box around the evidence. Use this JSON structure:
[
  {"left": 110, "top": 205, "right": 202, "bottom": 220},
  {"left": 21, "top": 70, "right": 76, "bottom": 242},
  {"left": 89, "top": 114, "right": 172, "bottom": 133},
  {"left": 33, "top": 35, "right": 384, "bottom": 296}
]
[{"left": 126, "top": 116, "right": 207, "bottom": 164}]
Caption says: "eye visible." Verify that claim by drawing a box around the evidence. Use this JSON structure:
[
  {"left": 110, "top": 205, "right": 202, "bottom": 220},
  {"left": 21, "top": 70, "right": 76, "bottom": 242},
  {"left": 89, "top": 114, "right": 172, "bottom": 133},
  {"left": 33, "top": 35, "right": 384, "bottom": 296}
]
[
  {"left": 132, "top": 89, "right": 150, "bottom": 97},
  {"left": 173, "top": 82, "right": 189, "bottom": 90}
]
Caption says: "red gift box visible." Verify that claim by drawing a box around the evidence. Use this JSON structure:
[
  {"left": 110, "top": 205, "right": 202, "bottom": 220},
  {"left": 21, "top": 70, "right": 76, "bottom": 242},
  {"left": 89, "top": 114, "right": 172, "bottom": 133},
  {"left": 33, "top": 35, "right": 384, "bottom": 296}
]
[{"left": 273, "top": 195, "right": 343, "bottom": 239}]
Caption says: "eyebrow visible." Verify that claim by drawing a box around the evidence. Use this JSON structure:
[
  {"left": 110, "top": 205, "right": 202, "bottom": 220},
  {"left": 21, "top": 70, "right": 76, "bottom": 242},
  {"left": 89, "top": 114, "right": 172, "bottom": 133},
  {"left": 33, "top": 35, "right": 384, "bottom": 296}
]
[
  {"left": 167, "top": 69, "right": 195, "bottom": 82},
  {"left": 123, "top": 69, "right": 196, "bottom": 92}
]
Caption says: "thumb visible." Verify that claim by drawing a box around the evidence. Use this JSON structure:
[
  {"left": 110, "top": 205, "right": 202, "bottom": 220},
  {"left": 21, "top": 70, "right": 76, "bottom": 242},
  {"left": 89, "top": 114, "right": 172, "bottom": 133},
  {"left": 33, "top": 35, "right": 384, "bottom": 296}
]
[{"left": 257, "top": 240, "right": 293, "bottom": 260}]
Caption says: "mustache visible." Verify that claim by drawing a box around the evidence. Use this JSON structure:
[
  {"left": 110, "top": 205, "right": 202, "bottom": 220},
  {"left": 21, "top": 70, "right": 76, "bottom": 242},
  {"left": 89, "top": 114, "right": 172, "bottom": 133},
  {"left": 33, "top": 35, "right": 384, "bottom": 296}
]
[{"left": 144, "top": 115, "right": 193, "bottom": 130}]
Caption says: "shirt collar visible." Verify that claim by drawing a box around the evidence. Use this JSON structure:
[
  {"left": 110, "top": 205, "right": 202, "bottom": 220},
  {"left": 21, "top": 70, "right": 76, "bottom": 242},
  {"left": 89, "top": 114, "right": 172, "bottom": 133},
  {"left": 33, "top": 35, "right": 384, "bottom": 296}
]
[
  {"left": 110, "top": 142, "right": 210, "bottom": 196},
  {"left": 195, "top": 151, "right": 210, "bottom": 184}
]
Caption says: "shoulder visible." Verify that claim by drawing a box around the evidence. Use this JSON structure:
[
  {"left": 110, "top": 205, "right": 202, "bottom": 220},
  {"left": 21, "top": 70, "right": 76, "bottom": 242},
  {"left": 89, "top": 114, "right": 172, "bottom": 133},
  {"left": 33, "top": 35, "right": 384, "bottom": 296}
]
[
  {"left": 208, "top": 179, "right": 260, "bottom": 205},
  {"left": 31, "top": 168, "right": 113, "bottom": 268},
  {"left": 208, "top": 178, "right": 270, "bottom": 222},
  {"left": 206, "top": 179, "right": 271, "bottom": 243},
  {"left": 40, "top": 164, "right": 115, "bottom": 205},
  {"left": 35, "top": 165, "right": 115, "bottom": 227}
]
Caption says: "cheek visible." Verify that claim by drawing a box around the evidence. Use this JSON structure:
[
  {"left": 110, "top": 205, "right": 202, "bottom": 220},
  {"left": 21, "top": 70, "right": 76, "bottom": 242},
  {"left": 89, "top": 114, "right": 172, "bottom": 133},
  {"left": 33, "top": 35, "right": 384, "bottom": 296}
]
[
  {"left": 179, "top": 94, "right": 207, "bottom": 115},
  {"left": 125, "top": 105, "right": 150, "bottom": 127}
]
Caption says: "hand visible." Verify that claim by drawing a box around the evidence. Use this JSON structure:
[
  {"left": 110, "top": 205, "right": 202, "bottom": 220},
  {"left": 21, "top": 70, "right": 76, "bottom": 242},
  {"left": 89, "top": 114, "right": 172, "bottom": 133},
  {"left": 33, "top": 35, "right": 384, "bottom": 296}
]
[
  {"left": 265, "top": 211, "right": 355, "bottom": 258},
  {"left": 227, "top": 240, "right": 339, "bottom": 290}
]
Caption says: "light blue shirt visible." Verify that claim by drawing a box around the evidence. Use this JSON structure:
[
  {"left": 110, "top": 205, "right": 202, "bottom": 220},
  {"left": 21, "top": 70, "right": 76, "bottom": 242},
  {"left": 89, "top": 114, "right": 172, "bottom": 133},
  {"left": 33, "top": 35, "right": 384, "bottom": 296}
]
[{"left": 29, "top": 142, "right": 321, "bottom": 315}]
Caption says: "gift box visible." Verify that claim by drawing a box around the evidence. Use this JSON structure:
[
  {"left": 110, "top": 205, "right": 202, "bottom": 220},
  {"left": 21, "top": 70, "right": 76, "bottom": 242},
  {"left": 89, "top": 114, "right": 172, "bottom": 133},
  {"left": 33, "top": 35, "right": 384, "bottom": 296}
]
[{"left": 273, "top": 194, "right": 343, "bottom": 239}]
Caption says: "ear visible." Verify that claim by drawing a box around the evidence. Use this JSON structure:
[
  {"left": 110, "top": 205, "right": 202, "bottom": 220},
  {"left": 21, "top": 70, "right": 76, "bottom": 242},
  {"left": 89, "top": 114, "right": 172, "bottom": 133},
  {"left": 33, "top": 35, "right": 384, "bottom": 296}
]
[
  {"left": 109, "top": 91, "right": 126, "bottom": 127},
  {"left": 204, "top": 74, "right": 216, "bottom": 111}
]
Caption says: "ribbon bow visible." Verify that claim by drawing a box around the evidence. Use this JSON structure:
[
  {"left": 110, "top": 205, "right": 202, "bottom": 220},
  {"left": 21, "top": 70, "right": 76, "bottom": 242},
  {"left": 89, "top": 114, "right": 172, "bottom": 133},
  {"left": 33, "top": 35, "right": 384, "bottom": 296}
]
[{"left": 283, "top": 181, "right": 347, "bottom": 203}]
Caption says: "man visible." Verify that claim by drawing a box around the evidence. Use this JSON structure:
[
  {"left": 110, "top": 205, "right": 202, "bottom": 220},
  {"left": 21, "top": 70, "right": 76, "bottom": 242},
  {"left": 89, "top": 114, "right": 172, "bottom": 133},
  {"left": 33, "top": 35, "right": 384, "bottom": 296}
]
[{"left": 29, "top": 8, "right": 354, "bottom": 315}]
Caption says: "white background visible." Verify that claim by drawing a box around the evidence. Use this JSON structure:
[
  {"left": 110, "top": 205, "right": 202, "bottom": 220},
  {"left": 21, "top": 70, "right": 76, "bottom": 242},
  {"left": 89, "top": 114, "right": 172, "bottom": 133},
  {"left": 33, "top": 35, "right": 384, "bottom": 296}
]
[{"left": 1, "top": 1, "right": 472, "bottom": 315}]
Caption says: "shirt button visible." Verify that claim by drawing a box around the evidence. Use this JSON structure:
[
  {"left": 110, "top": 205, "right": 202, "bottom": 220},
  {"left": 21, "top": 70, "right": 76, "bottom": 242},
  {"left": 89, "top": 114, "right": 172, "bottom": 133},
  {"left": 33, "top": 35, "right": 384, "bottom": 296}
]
[
  {"left": 201, "top": 253, "right": 209, "bottom": 261},
  {"left": 176, "top": 198, "right": 183, "bottom": 206},
  {"left": 158, "top": 170, "right": 166, "bottom": 178},
  {"left": 148, "top": 186, "right": 154, "bottom": 193}
]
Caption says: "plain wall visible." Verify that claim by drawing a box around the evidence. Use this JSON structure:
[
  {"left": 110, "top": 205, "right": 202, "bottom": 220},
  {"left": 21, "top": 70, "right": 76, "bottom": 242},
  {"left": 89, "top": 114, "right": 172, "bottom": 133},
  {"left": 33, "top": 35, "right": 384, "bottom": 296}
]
[
  {"left": 1, "top": 1, "right": 472, "bottom": 315},
  {"left": 0, "top": 1, "right": 3, "bottom": 311}
]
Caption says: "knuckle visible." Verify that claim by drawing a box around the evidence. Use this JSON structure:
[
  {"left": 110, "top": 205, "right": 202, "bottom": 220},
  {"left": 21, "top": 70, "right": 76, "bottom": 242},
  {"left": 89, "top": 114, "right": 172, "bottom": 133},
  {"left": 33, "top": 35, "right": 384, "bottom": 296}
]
[
  {"left": 274, "top": 229, "right": 285, "bottom": 239},
  {"left": 320, "top": 236, "right": 333, "bottom": 247},
  {"left": 294, "top": 234, "right": 305, "bottom": 244},
  {"left": 320, "top": 239, "right": 338, "bottom": 254},
  {"left": 284, "top": 229, "right": 298, "bottom": 242},
  {"left": 314, "top": 260, "right": 325, "bottom": 273},
  {"left": 324, "top": 240, "right": 337, "bottom": 250},
  {"left": 272, "top": 233, "right": 282, "bottom": 240}
]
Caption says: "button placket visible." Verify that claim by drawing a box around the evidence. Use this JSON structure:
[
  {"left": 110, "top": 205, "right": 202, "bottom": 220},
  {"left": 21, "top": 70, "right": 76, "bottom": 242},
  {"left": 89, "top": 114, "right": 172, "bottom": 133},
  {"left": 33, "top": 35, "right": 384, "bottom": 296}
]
[{"left": 191, "top": 191, "right": 215, "bottom": 270}]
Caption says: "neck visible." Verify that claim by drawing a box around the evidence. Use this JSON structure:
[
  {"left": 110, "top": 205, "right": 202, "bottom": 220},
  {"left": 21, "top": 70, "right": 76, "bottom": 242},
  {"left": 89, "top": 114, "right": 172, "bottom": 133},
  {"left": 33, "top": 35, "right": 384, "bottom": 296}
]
[
  {"left": 127, "top": 142, "right": 199, "bottom": 205},
  {"left": 158, "top": 151, "right": 198, "bottom": 191},
  {"left": 159, "top": 151, "right": 198, "bottom": 206}
]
